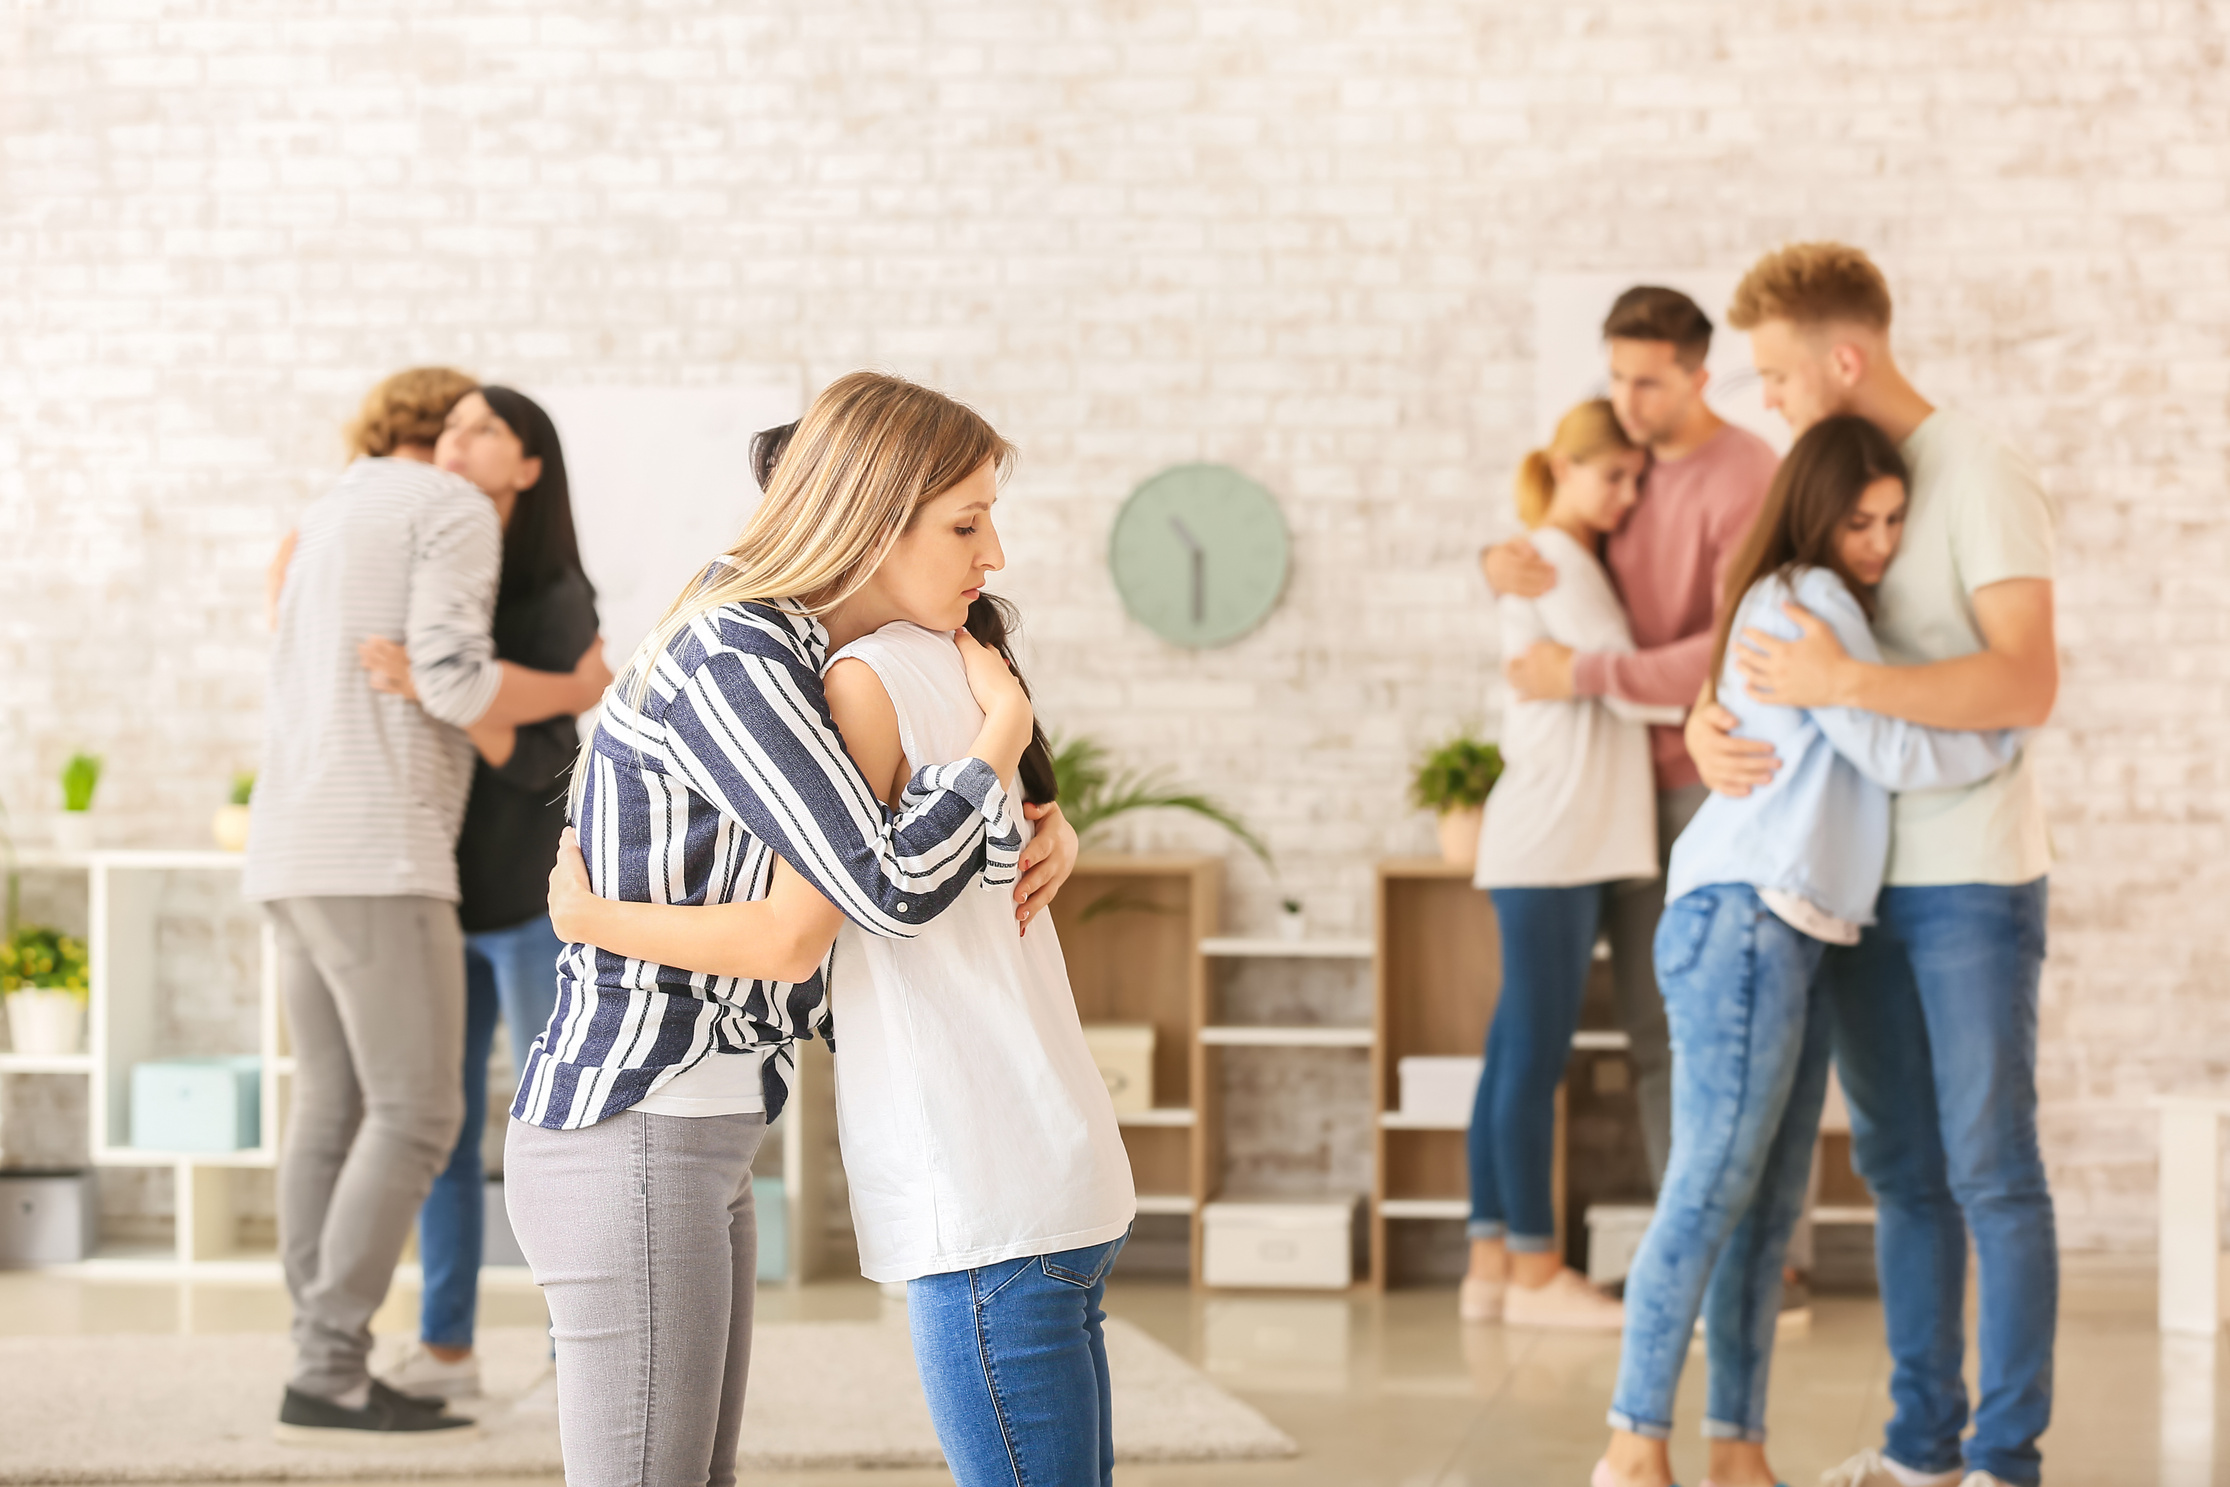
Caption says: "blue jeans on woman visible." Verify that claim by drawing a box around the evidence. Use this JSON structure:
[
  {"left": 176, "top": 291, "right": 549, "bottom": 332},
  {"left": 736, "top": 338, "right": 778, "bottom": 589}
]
[
  {"left": 1469, "top": 885, "right": 1608, "bottom": 1251},
  {"left": 418, "top": 914, "right": 564, "bottom": 1350},
  {"left": 907, "top": 1232, "right": 1128, "bottom": 1487},
  {"left": 1610, "top": 884, "right": 1834, "bottom": 1442},
  {"left": 1823, "top": 880, "right": 2053, "bottom": 1487}
]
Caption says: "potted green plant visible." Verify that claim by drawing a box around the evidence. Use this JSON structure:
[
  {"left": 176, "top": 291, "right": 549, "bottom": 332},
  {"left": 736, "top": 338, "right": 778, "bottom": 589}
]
[
  {"left": 1049, "top": 736, "right": 1270, "bottom": 920},
  {"left": 1411, "top": 733, "right": 1504, "bottom": 867},
  {"left": 1276, "top": 896, "right": 1306, "bottom": 942},
  {"left": 212, "top": 771, "right": 254, "bottom": 852},
  {"left": 53, "top": 752, "right": 102, "bottom": 855},
  {"left": 2, "top": 926, "right": 90, "bottom": 1057}
]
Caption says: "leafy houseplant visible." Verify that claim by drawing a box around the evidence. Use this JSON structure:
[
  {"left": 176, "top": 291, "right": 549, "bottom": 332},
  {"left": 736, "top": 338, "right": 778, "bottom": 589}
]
[
  {"left": 1411, "top": 734, "right": 1504, "bottom": 866},
  {"left": 1050, "top": 735, "right": 1270, "bottom": 921},
  {"left": 2, "top": 925, "right": 90, "bottom": 1058},
  {"left": 54, "top": 752, "right": 102, "bottom": 854},
  {"left": 213, "top": 771, "right": 254, "bottom": 852}
]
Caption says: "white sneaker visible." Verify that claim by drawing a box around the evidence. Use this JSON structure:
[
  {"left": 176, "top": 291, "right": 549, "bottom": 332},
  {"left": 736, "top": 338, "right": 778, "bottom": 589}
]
[
  {"left": 1957, "top": 1476, "right": 2015, "bottom": 1487},
  {"left": 1501, "top": 1268, "right": 1624, "bottom": 1331},
  {"left": 1819, "top": 1450, "right": 1959, "bottom": 1487},
  {"left": 377, "top": 1340, "right": 482, "bottom": 1401}
]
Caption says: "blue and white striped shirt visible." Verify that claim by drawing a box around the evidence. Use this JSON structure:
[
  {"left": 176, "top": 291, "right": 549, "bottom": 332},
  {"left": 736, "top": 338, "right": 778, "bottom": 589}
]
[{"left": 512, "top": 598, "right": 1020, "bottom": 1130}]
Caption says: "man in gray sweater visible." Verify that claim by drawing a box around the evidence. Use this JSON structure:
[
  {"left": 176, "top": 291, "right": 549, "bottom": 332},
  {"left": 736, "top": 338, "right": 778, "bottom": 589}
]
[{"left": 246, "top": 368, "right": 609, "bottom": 1442}]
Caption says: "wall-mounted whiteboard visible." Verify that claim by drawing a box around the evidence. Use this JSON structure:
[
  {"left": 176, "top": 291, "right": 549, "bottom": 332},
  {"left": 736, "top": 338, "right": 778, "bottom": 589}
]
[
  {"left": 1533, "top": 273, "right": 1792, "bottom": 456},
  {"left": 534, "top": 378, "right": 803, "bottom": 671}
]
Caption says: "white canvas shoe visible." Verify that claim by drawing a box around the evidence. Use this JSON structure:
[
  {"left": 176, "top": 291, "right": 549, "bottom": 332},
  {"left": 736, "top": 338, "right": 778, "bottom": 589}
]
[
  {"left": 1819, "top": 1450, "right": 1959, "bottom": 1487},
  {"left": 377, "top": 1340, "right": 482, "bottom": 1401},
  {"left": 1957, "top": 1476, "right": 2016, "bottom": 1487},
  {"left": 1458, "top": 1275, "right": 1505, "bottom": 1322},
  {"left": 1502, "top": 1268, "right": 1624, "bottom": 1330}
]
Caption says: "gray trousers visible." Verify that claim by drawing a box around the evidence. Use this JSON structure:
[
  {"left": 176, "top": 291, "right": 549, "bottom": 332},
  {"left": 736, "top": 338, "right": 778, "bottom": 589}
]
[
  {"left": 270, "top": 895, "right": 467, "bottom": 1400},
  {"left": 1603, "top": 783, "right": 1710, "bottom": 1192},
  {"left": 506, "top": 1110, "right": 768, "bottom": 1487}
]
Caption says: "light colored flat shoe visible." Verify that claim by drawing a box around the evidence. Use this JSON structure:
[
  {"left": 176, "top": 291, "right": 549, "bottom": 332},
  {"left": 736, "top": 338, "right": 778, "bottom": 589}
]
[
  {"left": 1819, "top": 1450, "right": 1959, "bottom": 1487},
  {"left": 376, "top": 1340, "right": 482, "bottom": 1401},
  {"left": 1504, "top": 1267, "right": 1624, "bottom": 1331},
  {"left": 1591, "top": 1459, "right": 1680, "bottom": 1487},
  {"left": 1459, "top": 1275, "right": 1506, "bottom": 1322}
]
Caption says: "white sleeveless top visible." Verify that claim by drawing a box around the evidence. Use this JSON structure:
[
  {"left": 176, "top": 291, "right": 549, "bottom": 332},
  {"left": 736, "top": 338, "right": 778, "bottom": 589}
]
[{"left": 826, "top": 622, "right": 1136, "bottom": 1282}]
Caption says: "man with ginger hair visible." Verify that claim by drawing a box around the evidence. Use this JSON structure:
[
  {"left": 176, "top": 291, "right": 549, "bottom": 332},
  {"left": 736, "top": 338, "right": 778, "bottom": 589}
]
[
  {"left": 1483, "top": 285, "right": 1778, "bottom": 1198},
  {"left": 248, "top": 369, "right": 610, "bottom": 1443},
  {"left": 1689, "top": 245, "right": 2057, "bottom": 1487}
]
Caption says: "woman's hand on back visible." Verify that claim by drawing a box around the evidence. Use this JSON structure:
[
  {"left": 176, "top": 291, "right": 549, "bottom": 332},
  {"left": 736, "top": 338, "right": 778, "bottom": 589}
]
[
  {"left": 955, "top": 630, "right": 1029, "bottom": 722},
  {"left": 359, "top": 636, "right": 420, "bottom": 701},
  {"left": 1013, "top": 801, "right": 1079, "bottom": 936},
  {"left": 547, "top": 828, "right": 603, "bottom": 947},
  {"left": 1684, "top": 685, "right": 1781, "bottom": 797}
]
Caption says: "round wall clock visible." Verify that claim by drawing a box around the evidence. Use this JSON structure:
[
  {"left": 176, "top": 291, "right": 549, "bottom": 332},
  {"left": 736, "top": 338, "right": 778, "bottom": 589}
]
[{"left": 1108, "top": 463, "right": 1290, "bottom": 648}]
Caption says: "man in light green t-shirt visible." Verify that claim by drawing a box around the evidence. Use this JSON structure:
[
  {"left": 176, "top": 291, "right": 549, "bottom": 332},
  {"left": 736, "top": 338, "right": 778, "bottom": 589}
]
[{"left": 1686, "top": 244, "right": 2057, "bottom": 1487}]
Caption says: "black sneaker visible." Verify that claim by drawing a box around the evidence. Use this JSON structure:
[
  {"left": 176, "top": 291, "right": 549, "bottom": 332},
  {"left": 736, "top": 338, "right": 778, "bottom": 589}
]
[{"left": 273, "top": 1380, "right": 478, "bottom": 1446}]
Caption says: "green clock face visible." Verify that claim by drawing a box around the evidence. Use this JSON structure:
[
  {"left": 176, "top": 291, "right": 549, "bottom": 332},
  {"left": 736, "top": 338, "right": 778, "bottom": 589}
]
[{"left": 1109, "top": 464, "right": 1290, "bottom": 648}]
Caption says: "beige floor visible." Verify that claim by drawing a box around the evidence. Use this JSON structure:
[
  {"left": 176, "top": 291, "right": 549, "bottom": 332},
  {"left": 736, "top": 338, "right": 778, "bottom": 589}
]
[{"left": 0, "top": 1266, "right": 2212, "bottom": 1486}]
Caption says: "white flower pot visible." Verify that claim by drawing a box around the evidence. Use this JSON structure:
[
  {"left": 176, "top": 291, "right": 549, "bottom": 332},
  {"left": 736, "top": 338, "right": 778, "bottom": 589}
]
[
  {"left": 1276, "top": 907, "right": 1307, "bottom": 942},
  {"left": 6, "top": 990, "right": 86, "bottom": 1058},
  {"left": 211, "top": 804, "right": 251, "bottom": 853},
  {"left": 51, "top": 813, "right": 95, "bottom": 855},
  {"left": 1436, "top": 806, "right": 1484, "bottom": 867}
]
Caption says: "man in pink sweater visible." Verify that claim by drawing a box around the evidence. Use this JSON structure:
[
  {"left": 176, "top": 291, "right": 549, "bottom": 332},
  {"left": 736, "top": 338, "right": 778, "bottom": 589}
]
[{"left": 1482, "top": 285, "right": 1778, "bottom": 1187}]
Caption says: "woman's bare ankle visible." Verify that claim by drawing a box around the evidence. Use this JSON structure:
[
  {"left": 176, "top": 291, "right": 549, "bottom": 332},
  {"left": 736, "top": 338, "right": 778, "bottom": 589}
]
[
  {"left": 1704, "top": 1439, "right": 1777, "bottom": 1487},
  {"left": 1509, "top": 1249, "right": 1562, "bottom": 1289},
  {"left": 1602, "top": 1428, "right": 1675, "bottom": 1487},
  {"left": 1466, "top": 1237, "right": 1509, "bottom": 1283}
]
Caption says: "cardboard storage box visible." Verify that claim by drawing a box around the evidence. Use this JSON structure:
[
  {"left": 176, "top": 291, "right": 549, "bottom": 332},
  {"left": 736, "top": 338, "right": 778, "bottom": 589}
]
[
  {"left": 1079, "top": 1023, "right": 1155, "bottom": 1114},
  {"left": 1397, "top": 1055, "right": 1483, "bottom": 1125},
  {"left": 1586, "top": 1202, "right": 1655, "bottom": 1285},
  {"left": 130, "top": 1056, "right": 261, "bottom": 1152},
  {"left": 0, "top": 1170, "right": 97, "bottom": 1266},
  {"left": 1202, "top": 1197, "right": 1361, "bottom": 1289}
]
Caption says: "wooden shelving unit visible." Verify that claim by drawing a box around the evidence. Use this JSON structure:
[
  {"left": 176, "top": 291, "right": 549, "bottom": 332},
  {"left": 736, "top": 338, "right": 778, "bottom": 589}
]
[
  {"left": 1370, "top": 858, "right": 1571, "bottom": 1289},
  {"left": 1045, "top": 853, "right": 1220, "bottom": 1281}
]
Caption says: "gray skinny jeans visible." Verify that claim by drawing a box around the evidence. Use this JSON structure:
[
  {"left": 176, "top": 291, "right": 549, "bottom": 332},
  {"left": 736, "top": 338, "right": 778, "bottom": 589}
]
[
  {"left": 270, "top": 895, "right": 467, "bottom": 1401},
  {"left": 1603, "top": 783, "right": 1710, "bottom": 1191},
  {"left": 506, "top": 1110, "right": 768, "bottom": 1487}
]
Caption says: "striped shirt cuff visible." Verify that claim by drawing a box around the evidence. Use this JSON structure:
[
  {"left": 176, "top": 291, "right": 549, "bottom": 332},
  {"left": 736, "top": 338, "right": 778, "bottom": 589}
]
[{"left": 923, "top": 756, "right": 1021, "bottom": 888}]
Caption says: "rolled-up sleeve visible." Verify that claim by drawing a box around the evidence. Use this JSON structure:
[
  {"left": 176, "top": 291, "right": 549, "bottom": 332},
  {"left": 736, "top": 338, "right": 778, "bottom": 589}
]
[
  {"left": 660, "top": 636, "right": 1017, "bottom": 940},
  {"left": 405, "top": 493, "right": 503, "bottom": 727}
]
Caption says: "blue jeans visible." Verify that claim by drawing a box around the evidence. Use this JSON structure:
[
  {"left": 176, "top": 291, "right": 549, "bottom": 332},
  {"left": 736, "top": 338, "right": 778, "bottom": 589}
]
[
  {"left": 1469, "top": 885, "right": 1607, "bottom": 1250},
  {"left": 1824, "top": 879, "right": 2053, "bottom": 1487},
  {"left": 417, "top": 914, "right": 564, "bottom": 1349},
  {"left": 907, "top": 1232, "right": 1128, "bottom": 1487},
  {"left": 1610, "top": 885, "right": 1833, "bottom": 1442}
]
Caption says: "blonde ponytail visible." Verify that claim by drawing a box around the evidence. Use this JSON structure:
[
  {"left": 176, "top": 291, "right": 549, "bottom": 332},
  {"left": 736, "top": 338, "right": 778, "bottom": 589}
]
[{"left": 1512, "top": 398, "right": 1637, "bottom": 528}]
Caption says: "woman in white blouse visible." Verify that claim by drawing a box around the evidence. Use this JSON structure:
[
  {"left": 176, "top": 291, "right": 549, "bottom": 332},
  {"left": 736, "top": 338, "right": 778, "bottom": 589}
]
[{"left": 1464, "top": 399, "right": 1684, "bottom": 1329}]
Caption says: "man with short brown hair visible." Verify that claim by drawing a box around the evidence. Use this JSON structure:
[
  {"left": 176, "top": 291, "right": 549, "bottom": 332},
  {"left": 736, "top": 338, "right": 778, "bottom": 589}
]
[
  {"left": 249, "top": 368, "right": 609, "bottom": 1444},
  {"left": 1483, "top": 285, "right": 1778, "bottom": 1194},
  {"left": 1697, "top": 243, "right": 2057, "bottom": 1487}
]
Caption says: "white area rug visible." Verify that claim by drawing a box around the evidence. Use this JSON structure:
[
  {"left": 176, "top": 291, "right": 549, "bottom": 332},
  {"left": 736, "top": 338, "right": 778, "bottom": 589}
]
[{"left": 0, "top": 1320, "right": 1296, "bottom": 1481}]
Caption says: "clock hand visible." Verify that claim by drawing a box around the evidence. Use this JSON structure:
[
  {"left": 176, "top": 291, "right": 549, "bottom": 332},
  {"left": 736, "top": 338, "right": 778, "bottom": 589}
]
[{"left": 1169, "top": 515, "right": 1205, "bottom": 624}]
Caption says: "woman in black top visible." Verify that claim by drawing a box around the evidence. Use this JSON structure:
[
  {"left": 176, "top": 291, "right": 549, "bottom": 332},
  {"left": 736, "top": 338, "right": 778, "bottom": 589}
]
[{"left": 359, "top": 386, "right": 599, "bottom": 1401}]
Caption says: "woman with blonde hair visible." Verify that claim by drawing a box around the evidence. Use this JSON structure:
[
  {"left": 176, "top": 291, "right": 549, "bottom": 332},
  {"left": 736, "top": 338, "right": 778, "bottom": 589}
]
[
  {"left": 1461, "top": 399, "right": 1683, "bottom": 1329},
  {"left": 503, "top": 372, "right": 1080, "bottom": 1487}
]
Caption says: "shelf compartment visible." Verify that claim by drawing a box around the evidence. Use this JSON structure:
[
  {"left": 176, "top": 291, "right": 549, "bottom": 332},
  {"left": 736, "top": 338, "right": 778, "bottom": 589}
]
[
  {"left": 1134, "top": 1193, "right": 1197, "bottom": 1217},
  {"left": 1200, "top": 1025, "right": 1373, "bottom": 1048},
  {"left": 1199, "top": 937, "right": 1374, "bottom": 960}
]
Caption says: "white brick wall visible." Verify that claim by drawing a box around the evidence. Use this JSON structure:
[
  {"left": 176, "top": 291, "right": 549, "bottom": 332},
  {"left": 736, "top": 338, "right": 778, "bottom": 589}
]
[{"left": 4, "top": 0, "right": 2226, "bottom": 1254}]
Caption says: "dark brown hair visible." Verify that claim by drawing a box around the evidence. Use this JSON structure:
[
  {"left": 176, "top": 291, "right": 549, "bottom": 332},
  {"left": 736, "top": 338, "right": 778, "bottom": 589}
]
[
  {"left": 1708, "top": 416, "right": 1909, "bottom": 684},
  {"left": 477, "top": 386, "right": 591, "bottom": 608},
  {"left": 962, "top": 594, "right": 1057, "bottom": 806},
  {"left": 1728, "top": 242, "right": 1894, "bottom": 332},
  {"left": 750, "top": 419, "right": 797, "bottom": 492},
  {"left": 1603, "top": 286, "right": 1713, "bottom": 370}
]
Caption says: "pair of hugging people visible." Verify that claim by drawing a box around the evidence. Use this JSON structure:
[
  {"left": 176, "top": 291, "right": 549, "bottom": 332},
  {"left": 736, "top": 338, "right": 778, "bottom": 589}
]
[{"left": 1472, "top": 245, "right": 2055, "bottom": 1487}]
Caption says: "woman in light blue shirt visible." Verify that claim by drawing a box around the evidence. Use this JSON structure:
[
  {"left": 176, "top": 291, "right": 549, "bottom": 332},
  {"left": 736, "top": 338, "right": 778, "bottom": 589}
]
[{"left": 1594, "top": 417, "right": 2021, "bottom": 1487}]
